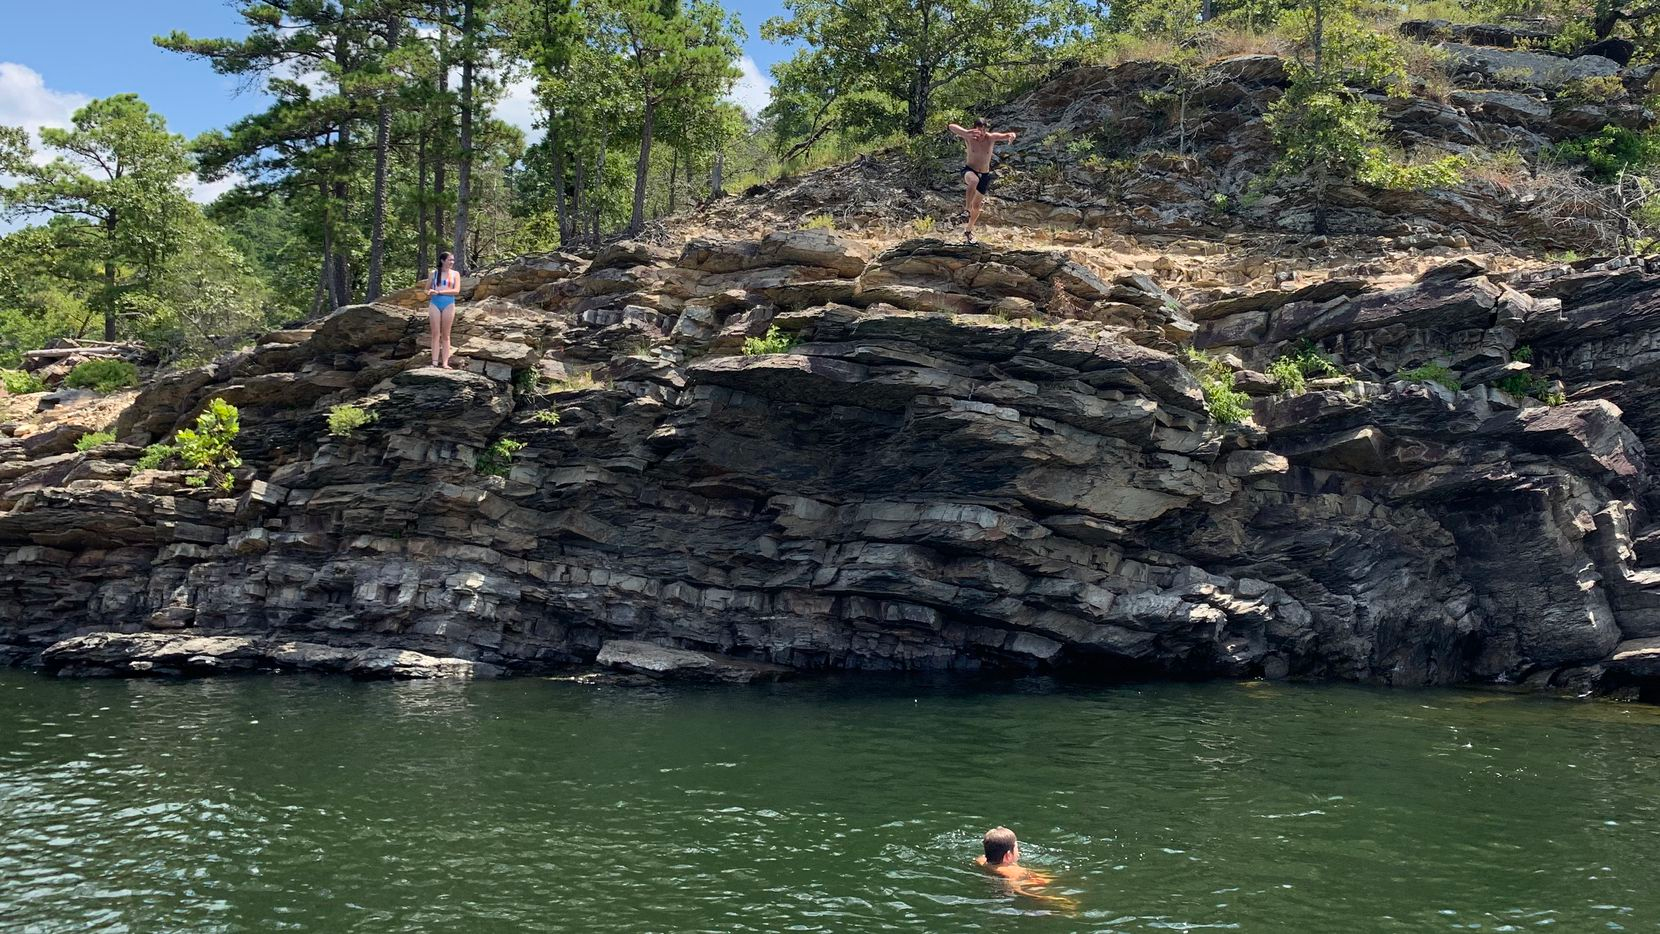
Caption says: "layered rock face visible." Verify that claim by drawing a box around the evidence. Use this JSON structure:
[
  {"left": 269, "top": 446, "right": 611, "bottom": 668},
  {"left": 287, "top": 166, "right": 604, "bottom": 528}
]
[{"left": 2, "top": 228, "right": 1657, "bottom": 696}]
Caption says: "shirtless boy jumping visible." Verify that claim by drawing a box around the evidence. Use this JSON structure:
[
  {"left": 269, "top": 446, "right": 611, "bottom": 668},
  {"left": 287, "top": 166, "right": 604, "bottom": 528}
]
[{"left": 947, "top": 118, "right": 1017, "bottom": 243}]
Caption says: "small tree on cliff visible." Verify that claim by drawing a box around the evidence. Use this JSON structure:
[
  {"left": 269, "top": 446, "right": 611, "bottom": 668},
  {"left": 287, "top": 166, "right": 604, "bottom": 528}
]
[{"left": 1265, "top": 0, "right": 1464, "bottom": 234}]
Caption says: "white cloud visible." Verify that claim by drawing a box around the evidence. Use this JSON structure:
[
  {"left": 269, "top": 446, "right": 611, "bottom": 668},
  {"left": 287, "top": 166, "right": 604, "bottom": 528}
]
[
  {"left": 727, "top": 55, "right": 772, "bottom": 117},
  {"left": 496, "top": 74, "right": 542, "bottom": 143},
  {"left": 0, "top": 62, "right": 89, "bottom": 143},
  {"left": 183, "top": 172, "right": 245, "bottom": 205},
  {"left": 0, "top": 63, "right": 242, "bottom": 229}
]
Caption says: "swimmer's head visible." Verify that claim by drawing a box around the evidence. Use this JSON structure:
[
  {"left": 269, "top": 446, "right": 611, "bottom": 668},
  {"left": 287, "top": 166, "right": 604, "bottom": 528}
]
[{"left": 983, "top": 826, "right": 1019, "bottom": 865}]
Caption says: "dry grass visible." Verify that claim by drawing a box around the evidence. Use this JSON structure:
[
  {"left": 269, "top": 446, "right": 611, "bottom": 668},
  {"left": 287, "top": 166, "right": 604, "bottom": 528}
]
[
  {"left": 1202, "top": 27, "right": 1289, "bottom": 58},
  {"left": 1091, "top": 34, "right": 1181, "bottom": 67},
  {"left": 1462, "top": 148, "right": 1533, "bottom": 189}
]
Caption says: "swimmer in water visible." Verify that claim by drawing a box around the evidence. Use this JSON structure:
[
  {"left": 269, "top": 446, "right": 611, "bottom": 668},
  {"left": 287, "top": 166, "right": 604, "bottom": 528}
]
[{"left": 975, "top": 826, "right": 1077, "bottom": 910}]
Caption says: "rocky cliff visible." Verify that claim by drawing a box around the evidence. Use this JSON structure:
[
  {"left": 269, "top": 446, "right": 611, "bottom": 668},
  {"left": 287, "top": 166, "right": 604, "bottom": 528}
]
[{"left": 5, "top": 36, "right": 1660, "bottom": 697}]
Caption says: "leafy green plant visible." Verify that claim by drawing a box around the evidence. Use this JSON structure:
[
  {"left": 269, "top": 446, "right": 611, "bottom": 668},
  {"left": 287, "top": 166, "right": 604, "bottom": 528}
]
[
  {"left": 0, "top": 369, "right": 46, "bottom": 394},
  {"left": 74, "top": 431, "right": 115, "bottom": 452},
  {"left": 910, "top": 216, "right": 936, "bottom": 235},
  {"left": 174, "top": 398, "right": 242, "bottom": 490},
  {"left": 803, "top": 213, "right": 836, "bottom": 231},
  {"left": 1266, "top": 356, "right": 1308, "bottom": 394},
  {"left": 1559, "top": 74, "right": 1626, "bottom": 105},
  {"left": 531, "top": 408, "right": 562, "bottom": 425},
  {"left": 1513, "top": 345, "right": 1534, "bottom": 363},
  {"left": 327, "top": 403, "right": 377, "bottom": 437},
  {"left": 1267, "top": 341, "right": 1347, "bottom": 394},
  {"left": 184, "top": 474, "right": 208, "bottom": 488},
  {"left": 1549, "top": 126, "right": 1660, "bottom": 183},
  {"left": 135, "top": 443, "right": 175, "bottom": 470},
  {"left": 742, "top": 325, "right": 796, "bottom": 356},
  {"left": 512, "top": 368, "right": 540, "bottom": 395},
  {"left": 1397, "top": 363, "right": 1461, "bottom": 391},
  {"left": 476, "top": 437, "right": 526, "bottom": 477},
  {"left": 64, "top": 358, "right": 139, "bottom": 393},
  {"left": 1495, "top": 372, "right": 1566, "bottom": 405},
  {"left": 1183, "top": 347, "right": 1252, "bottom": 424}
]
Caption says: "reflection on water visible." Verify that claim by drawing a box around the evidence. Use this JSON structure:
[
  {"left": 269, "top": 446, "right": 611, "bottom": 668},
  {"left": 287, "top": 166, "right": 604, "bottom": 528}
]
[{"left": 3, "top": 672, "right": 1660, "bottom": 932}]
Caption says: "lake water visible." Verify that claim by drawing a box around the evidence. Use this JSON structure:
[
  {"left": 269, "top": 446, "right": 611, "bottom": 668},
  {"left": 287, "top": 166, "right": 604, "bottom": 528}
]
[{"left": 3, "top": 671, "right": 1659, "bottom": 932}]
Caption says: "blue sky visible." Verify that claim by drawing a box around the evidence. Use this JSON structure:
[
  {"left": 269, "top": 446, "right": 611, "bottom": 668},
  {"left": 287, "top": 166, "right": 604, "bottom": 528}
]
[{"left": 0, "top": 0, "right": 789, "bottom": 208}]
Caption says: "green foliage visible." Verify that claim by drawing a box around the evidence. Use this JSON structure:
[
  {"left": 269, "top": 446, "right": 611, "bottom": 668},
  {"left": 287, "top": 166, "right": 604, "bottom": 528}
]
[
  {"left": 326, "top": 404, "right": 377, "bottom": 438},
  {"left": 910, "top": 216, "right": 937, "bottom": 235},
  {"left": 184, "top": 474, "right": 208, "bottom": 488},
  {"left": 135, "top": 443, "right": 176, "bottom": 471},
  {"left": 0, "top": 94, "right": 193, "bottom": 342},
  {"left": 1549, "top": 125, "right": 1660, "bottom": 183},
  {"left": 0, "top": 369, "right": 46, "bottom": 395},
  {"left": 1559, "top": 74, "right": 1627, "bottom": 104},
  {"left": 1266, "top": 356, "right": 1308, "bottom": 394},
  {"left": 532, "top": 408, "right": 562, "bottom": 425},
  {"left": 1357, "top": 152, "right": 1470, "bottom": 190},
  {"left": 1514, "top": 344, "right": 1534, "bottom": 363},
  {"left": 173, "top": 398, "right": 243, "bottom": 490},
  {"left": 64, "top": 359, "right": 139, "bottom": 393},
  {"left": 1397, "top": 363, "right": 1462, "bottom": 391},
  {"left": 476, "top": 437, "right": 527, "bottom": 477},
  {"left": 762, "top": 0, "right": 1060, "bottom": 143},
  {"left": 742, "top": 325, "right": 797, "bottom": 355},
  {"left": 74, "top": 431, "right": 115, "bottom": 452},
  {"left": 512, "top": 368, "right": 540, "bottom": 396},
  {"left": 1183, "top": 347, "right": 1253, "bottom": 424},
  {"left": 1268, "top": 341, "right": 1348, "bottom": 394},
  {"left": 803, "top": 214, "right": 837, "bottom": 230},
  {"left": 1495, "top": 372, "right": 1567, "bottom": 405}
]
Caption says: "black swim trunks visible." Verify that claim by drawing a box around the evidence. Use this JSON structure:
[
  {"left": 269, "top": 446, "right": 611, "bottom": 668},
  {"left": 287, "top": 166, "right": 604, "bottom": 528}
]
[{"left": 962, "top": 165, "right": 997, "bottom": 194}]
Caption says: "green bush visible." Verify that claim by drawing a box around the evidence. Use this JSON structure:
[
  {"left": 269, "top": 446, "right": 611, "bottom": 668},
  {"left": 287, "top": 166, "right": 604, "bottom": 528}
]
[
  {"left": 0, "top": 369, "right": 45, "bottom": 394},
  {"left": 1495, "top": 372, "right": 1566, "bottom": 405},
  {"left": 1549, "top": 125, "right": 1660, "bottom": 183},
  {"left": 1267, "top": 341, "right": 1348, "bottom": 394},
  {"left": 531, "top": 408, "right": 561, "bottom": 425},
  {"left": 135, "top": 443, "right": 176, "bottom": 470},
  {"left": 327, "top": 403, "right": 377, "bottom": 437},
  {"left": 512, "top": 368, "right": 540, "bottom": 395},
  {"left": 1559, "top": 74, "right": 1626, "bottom": 105},
  {"left": 64, "top": 359, "right": 139, "bottom": 393},
  {"left": 742, "top": 326, "right": 796, "bottom": 356},
  {"left": 1513, "top": 344, "right": 1533, "bottom": 363},
  {"left": 1398, "top": 363, "right": 1461, "bottom": 392},
  {"left": 1266, "top": 356, "right": 1307, "bottom": 394},
  {"left": 476, "top": 437, "right": 526, "bottom": 477},
  {"left": 174, "top": 399, "right": 242, "bottom": 490},
  {"left": 74, "top": 431, "right": 115, "bottom": 452},
  {"left": 1183, "top": 347, "right": 1253, "bottom": 424},
  {"left": 803, "top": 214, "right": 836, "bottom": 231}
]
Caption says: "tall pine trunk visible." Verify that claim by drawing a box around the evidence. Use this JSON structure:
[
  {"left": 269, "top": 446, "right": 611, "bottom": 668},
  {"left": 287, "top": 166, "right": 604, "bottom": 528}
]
[
  {"left": 452, "top": 0, "right": 476, "bottom": 271},
  {"left": 550, "top": 122, "right": 571, "bottom": 244},
  {"left": 628, "top": 93, "right": 656, "bottom": 235},
  {"left": 417, "top": 129, "right": 431, "bottom": 281},
  {"left": 433, "top": 0, "right": 450, "bottom": 257},
  {"left": 367, "top": 14, "right": 400, "bottom": 301},
  {"left": 572, "top": 138, "right": 586, "bottom": 246},
  {"left": 592, "top": 138, "right": 606, "bottom": 241},
  {"left": 710, "top": 151, "right": 723, "bottom": 198},
  {"left": 102, "top": 211, "right": 118, "bottom": 341}
]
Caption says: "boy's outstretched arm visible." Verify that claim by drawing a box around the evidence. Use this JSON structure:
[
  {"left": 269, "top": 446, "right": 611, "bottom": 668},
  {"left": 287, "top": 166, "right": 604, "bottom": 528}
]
[
  {"left": 993, "top": 130, "right": 1018, "bottom": 142},
  {"left": 947, "top": 123, "right": 970, "bottom": 138}
]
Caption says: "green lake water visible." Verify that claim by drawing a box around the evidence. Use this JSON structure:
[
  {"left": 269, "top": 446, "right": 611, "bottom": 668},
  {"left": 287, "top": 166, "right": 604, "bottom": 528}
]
[{"left": 3, "top": 671, "right": 1659, "bottom": 933}]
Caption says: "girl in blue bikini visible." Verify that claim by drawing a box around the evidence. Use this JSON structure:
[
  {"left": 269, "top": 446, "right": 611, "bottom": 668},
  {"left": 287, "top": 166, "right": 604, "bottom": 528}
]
[{"left": 426, "top": 251, "right": 461, "bottom": 368}]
